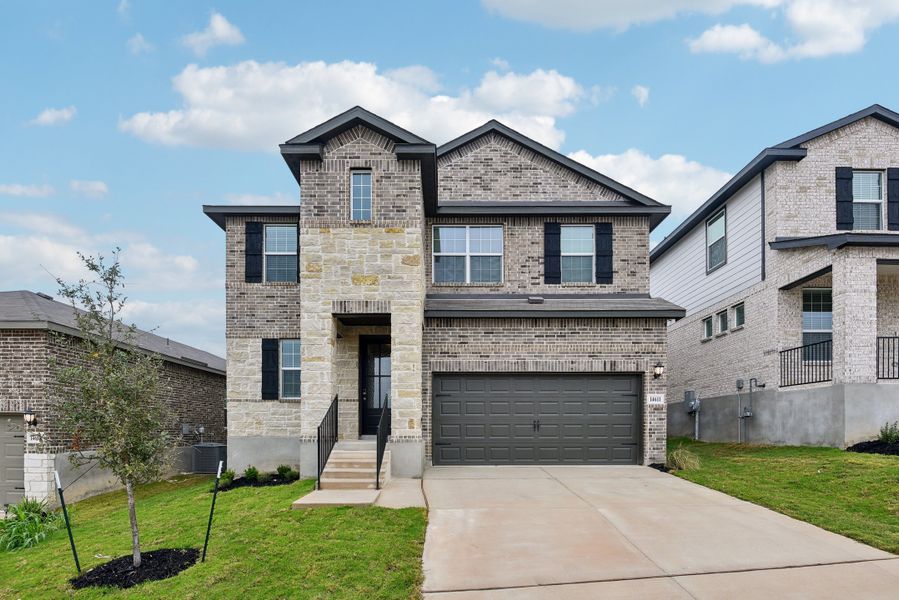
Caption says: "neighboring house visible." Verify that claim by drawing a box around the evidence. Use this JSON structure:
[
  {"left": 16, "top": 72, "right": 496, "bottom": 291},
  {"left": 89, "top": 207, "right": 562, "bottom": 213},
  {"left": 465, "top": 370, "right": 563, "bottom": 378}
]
[
  {"left": 204, "top": 106, "right": 683, "bottom": 483},
  {"left": 0, "top": 291, "right": 226, "bottom": 507},
  {"left": 651, "top": 104, "right": 899, "bottom": 447}
]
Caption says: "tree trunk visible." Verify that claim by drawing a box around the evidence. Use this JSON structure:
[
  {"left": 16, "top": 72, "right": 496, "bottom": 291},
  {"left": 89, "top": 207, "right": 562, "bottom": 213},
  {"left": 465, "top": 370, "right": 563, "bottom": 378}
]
[{"left": 125, "top": 479, "right": 141, "bottom": 568}]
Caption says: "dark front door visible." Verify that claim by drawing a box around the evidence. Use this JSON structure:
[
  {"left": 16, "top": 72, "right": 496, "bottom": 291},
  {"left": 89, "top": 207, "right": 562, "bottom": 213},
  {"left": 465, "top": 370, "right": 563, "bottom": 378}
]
[{"left": 360, "top": 336, "right": 391, "bottom": 435}]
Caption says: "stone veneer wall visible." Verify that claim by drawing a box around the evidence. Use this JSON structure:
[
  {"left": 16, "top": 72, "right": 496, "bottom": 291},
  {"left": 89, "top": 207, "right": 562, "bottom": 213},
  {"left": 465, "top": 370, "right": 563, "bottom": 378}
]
[
  {"left": 422, "top": 317, "right": 669, "bottom": 464},
  {"left": 425, "top": 216, "right": 649, "bottom": 294}
]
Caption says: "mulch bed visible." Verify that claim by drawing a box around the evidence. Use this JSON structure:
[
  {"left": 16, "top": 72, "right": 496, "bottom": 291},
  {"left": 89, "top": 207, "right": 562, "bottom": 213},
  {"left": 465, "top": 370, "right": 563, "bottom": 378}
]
[
  {"left": 70, "top": 548, "right": 199, "bottom": 589},
  {"left": 846, "top": 440, "right": 899, "bottom": 456},
  {"left": 648, "top": 463, "right": 671, "bottom": 473},
  {"left": 218, "top": 474, "right": 298, "bottom": 492}
]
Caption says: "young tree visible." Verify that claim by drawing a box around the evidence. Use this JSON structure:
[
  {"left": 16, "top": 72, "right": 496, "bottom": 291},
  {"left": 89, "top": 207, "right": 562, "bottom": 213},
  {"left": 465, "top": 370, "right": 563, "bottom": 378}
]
[{"left": 52, "top": 250, "right": 171, "bottom": 569}]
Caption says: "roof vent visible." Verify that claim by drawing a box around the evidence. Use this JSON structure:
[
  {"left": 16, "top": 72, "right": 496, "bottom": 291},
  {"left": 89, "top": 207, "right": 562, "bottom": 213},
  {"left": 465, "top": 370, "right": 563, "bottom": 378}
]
[
  {"left": 36, "top": 292, "right": 53, "bottom": 300},
  {"left": 527, "top": 296, "right": 545, "bottom": 304}
]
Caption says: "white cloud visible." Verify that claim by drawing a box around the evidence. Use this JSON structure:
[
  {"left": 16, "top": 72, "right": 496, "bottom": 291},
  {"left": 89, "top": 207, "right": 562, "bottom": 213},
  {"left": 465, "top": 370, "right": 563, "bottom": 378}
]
[
  {"left": 0, "top": 183, "right": 55, "bottom": 198},
  {"left": 69, "top": 180, "right": 109, "bottom": 198},
  {"left": 28, "top": 106, "right": 76, "bottom": 126},
  {"left": 122, "top": 299, "right": 226, "bottom": 357},
  {"left": 490, "top": 57, "right": 511, "bottom": 70},
  {"left": 631, "top": 85, "right": 650, "bottom": 107},
  {"left": 482, "top": 0, "right": 781, "bottom": 31},
  {"left": 225, "top": 192, "right": 295, "bottom": 205},
  {"left": 568, "top": 148, "right": 732, "bottom": 219},
  {"left": 116, "top": 0, "right": 130, "bottom": 18},
  {"left": 120, "top": 60, "right": 594, "bottom": 151},
  {"left": 383, "top": 65, "right": 442, "bottom": 93},
  {"left": 127, "top": 33, "right": 154, "bottom": 55},
  {"left": 182, "top": 12, "right": 245, "bottom": 56}
]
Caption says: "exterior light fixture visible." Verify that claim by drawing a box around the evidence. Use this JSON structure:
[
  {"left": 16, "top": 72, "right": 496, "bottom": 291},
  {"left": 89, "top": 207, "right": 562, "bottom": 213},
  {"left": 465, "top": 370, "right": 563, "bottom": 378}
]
[
  {"left": 23, "top": 408, "right": 38, "bottom": 427},
  {"left": 653, "top": 362, "right": 665, "bottom": 379}
]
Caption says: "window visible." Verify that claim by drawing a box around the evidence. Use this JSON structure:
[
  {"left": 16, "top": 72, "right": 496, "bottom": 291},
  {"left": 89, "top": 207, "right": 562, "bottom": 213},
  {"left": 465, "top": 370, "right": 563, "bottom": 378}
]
[
  {"left": 351, "top": 171, "right": 372, "bottom": 221},
  {"left": 717, "top": 310, "right": 728, "bottom": 334},
  {"left": 264, "top": 225, "right": 298, "bottom": 282},
  {"left": 733, "top": 303, "right": 745, "bottom": 328},
  {"left": 852, "top": 171, "right": 882, "bottom": 230},
  {"left": 702, "top": 317, "right": 713, "bottom": 339},
  {"left": 706, "top": 209, "right": 727, "bottom": 272},
  {"left": 280, "top": 339, "right": 301, "bottom": 399},
  {"left": 561, "top": 225, "right": 594, "bottom": 283},
  {"left": 433, "top": 225, "right": 503, "bottom": 283},
  {"left": 802, "top": 289, "right": 832, "bottom": 360}
]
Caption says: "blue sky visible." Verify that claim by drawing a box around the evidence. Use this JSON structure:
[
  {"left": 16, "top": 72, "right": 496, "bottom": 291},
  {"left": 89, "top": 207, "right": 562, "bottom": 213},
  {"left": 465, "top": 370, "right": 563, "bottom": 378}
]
[{"left": 2, "top": 0, "right": 898, "bottom": 356}]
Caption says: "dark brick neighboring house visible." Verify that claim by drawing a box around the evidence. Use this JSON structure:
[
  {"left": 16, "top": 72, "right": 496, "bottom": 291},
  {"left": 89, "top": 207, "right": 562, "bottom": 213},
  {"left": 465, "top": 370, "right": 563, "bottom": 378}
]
[
  {"left": 204, "top": 107, "right": 684, "bottom": 482},
  {"left": 0, "top": 291, "right": 226, "bottom": 507}
]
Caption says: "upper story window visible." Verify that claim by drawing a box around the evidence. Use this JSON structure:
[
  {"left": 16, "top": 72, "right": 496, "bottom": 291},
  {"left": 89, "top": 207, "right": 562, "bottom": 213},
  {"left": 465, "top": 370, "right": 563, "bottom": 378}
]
[
  {"left": 716, "top": 309, "right": 728, "bottom": 334},
  {"left": 280, "top": 339, "right": 301, "bottom": 399},
  {"left": 433, "top": 225, "right": 503, "bottom": 284},
  {"left": 702, "top": 316, "right": 713, "bottom": 340},
  {"left": 852, "top": 171, "right": 882, "bottom": 230},
  {"left": 264, "top": 225, "right": 298, "bottom": 282},
  {"left": 733, "top": 302, "right": 745, "bottom": 328},
  {"left": 706, "top": 208, "right": 727, "bottom": 272},
  {"left": 561, "top": 225, "right": 594, "bottom": 283},
  {"left": 351, "top": 170, "right": 372, "bottom": 221}
]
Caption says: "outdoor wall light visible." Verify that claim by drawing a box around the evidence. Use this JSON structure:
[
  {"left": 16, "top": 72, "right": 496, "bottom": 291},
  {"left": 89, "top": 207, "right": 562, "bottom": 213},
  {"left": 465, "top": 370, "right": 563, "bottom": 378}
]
[
  {"left": 653, "top": 362, "right": 665, "bottom": 379},
  {"left": 23, "top": 408, "right": 38, "bottom": 427}
]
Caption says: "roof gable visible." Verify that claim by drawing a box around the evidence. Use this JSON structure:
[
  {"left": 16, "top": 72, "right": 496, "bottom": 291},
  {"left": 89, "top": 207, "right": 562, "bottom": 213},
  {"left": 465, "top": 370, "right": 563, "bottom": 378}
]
[
  {"left": 284, "top": 106, "right": 429, "bottom": 145},
  {"left": 772, "top": 104, "right": 899, "bottom": 149}
]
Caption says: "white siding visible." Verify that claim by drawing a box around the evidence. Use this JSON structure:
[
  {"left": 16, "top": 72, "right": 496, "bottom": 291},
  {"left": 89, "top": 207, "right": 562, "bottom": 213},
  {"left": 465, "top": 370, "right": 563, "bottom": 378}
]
[{"left": 650, "top": 175, "right": 763, "bottom": 315}]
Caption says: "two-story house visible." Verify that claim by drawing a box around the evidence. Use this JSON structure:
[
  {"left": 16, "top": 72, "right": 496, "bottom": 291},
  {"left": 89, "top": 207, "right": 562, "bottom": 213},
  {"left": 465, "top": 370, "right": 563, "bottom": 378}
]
[
  {"left": 652, "top": 104, "right": 899, "bottom": 447},
  {"left": 205, "top": 107, "right": 683, "bottom": 483}
]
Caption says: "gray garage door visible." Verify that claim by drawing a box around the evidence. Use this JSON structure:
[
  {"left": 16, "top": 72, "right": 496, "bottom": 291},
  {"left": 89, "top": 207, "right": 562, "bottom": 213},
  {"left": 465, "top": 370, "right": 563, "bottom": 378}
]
[
  {"left": 1, "top": 415, "right": 25, "bottom": 508},
  {"left": 432, "top": 374, "right": 641, "bottom": 465}
]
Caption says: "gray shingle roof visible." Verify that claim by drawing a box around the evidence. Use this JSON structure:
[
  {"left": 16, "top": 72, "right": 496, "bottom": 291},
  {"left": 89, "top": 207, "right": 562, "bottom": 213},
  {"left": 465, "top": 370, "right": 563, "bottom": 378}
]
[{"left": 0, "top": 291, "right": 225, "bottom": 374}]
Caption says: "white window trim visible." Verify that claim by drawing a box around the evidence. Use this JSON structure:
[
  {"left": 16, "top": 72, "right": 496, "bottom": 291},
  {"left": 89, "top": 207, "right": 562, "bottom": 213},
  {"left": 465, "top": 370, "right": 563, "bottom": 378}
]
[
  {"left": 852, "top": 170, "right": 884, "bottom": 230},
  {"left": 732, "top": 302, "right": 745, "bottom": 329},
  {"left": 560, "top": 224, "right": 595, "bottom": 284},
  {"left": 263, "top": 224, "right": 298, "bottom": 283},
  {"left": 432, "top": 224, "right": 504, "bottom": 284},
  {"left": 702, "top": 316, "right": 713, "bottom": 340},
  {"left": 280, "top": 339, "right": 301, "bottom": 400},
  {"left": 350, "top": 170, "right": 373, "bottom": 222},
  {"left": 716, "top": 309, "right": 729, "bottom": 334},
  {"left": 706, "top": 208, "right": 727, "bottom": 273}
]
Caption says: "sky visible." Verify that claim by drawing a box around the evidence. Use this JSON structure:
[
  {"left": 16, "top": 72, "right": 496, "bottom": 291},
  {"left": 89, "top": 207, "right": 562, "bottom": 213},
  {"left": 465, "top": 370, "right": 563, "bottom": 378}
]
[{"left": 2, "top": 0, "right": 899, "bottom": 357}]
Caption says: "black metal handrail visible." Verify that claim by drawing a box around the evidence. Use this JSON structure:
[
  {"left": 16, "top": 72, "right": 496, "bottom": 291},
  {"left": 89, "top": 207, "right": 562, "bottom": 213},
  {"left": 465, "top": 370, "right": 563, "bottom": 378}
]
[
  {"left": 780, "top": 339, "right": 832, "bottom": 387},
  {"left": 317, "top": 395, "right": 338, "bottom": 490},
  {"left": 877, "top": 336, "right": 899, "bottom": 379},
  {"left": 375, "top": 398, "right": 391, "bottom": 490}
]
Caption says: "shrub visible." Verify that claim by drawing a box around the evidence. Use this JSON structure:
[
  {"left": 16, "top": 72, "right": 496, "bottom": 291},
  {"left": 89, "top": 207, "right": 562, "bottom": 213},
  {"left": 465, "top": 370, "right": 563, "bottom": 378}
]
[
  {"left": 276, "top": 464, "right": 292, "bottom": 478},
  {"left": 878, "top": 421, "right": 899, "bottom": 445},
  {"left": 666, "top": 445, "right": 701, "bottom": 472},
  {"left": 286, "top": 469, "right": 300, "bottom": 481},
  {"left": 215, "top": 469, "right": 235, "bottom": 491},
  {"left": 258, "top": 472, "right": 272, "bottom": 484},
  {"left": 243, "top": 466, "right": 259, "bottom": 482},
  {"left": 0, "top": 498, "right": 60, "bottom": 551}
]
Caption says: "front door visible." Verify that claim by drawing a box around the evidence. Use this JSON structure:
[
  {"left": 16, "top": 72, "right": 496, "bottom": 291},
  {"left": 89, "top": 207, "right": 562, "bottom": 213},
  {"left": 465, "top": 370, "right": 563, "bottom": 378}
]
[{"left": 360, "top": 336, "right": 391, "bottom": 435}]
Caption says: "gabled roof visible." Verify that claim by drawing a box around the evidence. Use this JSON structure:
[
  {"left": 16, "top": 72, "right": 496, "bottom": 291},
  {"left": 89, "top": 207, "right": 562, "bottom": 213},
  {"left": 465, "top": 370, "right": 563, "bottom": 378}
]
[
  {"left": 650, "top": 104, "right": 899, "bottom": 263},
  {"left": 0, "top": 291, "right": 225, "bottom": 375},
  {"left": 283, "top": 105, "right": 429, "bottom": 146}
]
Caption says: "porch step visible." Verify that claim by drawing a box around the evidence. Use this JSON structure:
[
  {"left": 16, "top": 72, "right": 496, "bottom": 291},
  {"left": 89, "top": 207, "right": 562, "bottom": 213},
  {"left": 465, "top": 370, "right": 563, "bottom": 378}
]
[
  {"left": 322, "top": 466, "right": 389, "bottom": 479},
  {"left": 319, "top": 477, "right": 381, "bottom": 490},
  {"left": 319, "top": 447, "right": 390, "bottom": 490}
]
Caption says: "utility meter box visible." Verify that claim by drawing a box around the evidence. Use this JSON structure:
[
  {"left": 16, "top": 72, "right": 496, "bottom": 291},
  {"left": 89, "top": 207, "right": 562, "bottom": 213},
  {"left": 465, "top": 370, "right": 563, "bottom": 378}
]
[{"left": 685, "top": 390, "right": 700, "bottom": 413}]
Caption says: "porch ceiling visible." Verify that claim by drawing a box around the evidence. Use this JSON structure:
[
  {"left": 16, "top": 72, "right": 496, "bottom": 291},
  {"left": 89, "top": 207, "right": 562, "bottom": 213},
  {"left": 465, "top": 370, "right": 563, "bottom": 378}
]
[{"left": 334, "top": 313, "right": 391, "bottom": 326}]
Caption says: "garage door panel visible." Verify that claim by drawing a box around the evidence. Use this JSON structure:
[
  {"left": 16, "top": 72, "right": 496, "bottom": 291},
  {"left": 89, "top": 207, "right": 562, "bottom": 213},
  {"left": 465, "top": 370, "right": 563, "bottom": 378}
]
[{"left": 433, "top": 374, "right": 641, "bottom": 465}]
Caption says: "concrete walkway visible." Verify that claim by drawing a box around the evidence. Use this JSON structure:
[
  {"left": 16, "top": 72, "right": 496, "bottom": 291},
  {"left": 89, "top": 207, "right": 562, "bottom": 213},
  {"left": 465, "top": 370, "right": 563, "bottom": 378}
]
[{"left": 421, "top": 466, "right": 898, "bottom": 599}]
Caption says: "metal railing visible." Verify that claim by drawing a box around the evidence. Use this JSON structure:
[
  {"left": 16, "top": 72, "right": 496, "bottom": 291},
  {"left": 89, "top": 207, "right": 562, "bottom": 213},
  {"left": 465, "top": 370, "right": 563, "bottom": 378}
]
[
  {"left": 780, "top": 339, "right": 832, "bottom": 387},
  {"left": 375, "top": 400, "right": 391, "bottom": 490},
  {"left": 877, "top": 336, "right": 899, "bottom": 379},
  {"left": 317, "top": 395, "right": 338, "bottom": 490}
]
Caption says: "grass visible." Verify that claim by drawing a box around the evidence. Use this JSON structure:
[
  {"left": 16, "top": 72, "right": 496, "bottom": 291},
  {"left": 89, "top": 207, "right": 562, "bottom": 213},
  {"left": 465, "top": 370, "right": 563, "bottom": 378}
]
[
  {"left": 0, "top": 475, "right": 426, "bottom": 599},
  {"left": 668, "top": 437, "right": 899, "bottom": 553}
]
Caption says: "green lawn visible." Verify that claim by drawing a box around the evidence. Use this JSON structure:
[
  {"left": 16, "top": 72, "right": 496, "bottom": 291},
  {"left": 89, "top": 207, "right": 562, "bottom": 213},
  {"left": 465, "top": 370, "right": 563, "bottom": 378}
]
[
  {"left": 669, "top": 437, "right": 899, "bottom": 553},
  {"left": 0, "top": 476, "right": 426, "bottom": 599}
]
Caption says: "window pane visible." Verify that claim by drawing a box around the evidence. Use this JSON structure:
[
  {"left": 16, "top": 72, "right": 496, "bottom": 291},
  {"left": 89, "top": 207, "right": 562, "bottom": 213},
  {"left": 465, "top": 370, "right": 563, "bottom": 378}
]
[
  {"left": 561, "top": 256, "right": 592, "bottom": 283},
  {"left": 703, "top": 318, "right": 712, "bottom": 338},
  {"left": 718, "top": 311, "right": 728, "bottom": 332},
  {"left": 282, "top": 370, "right": 301, "bottom": 398},
  {"left": 469, "top": 227, "right": 503, "bottom": 254},
  {"left": 281, "top": 340, "right": 301, "bottom": 368},
  {"left": 708, "top": 237, "right": 726, "bottom": 269},
  {"left": 351, "top": 171, "right": 372, "bottom": 221},
  {"left": 802, "top": 289, "right": 832, "bottom": 331},
  {"left": 852, "top": 172, "right": 882, "bottom": 201},
  {"left": 734, "top": 304, "right": 745, "bottom": 327},
  {"left": 433, "top": 227, "right": 466, "bottom": 253},
  {"left": 434, "top": 255, "right": 465, "bottom": 282},
  {"left": 852, "top": 203, "right": 881, "bottom": 229},
  {"left": 265, "top": 226, "right": 297, "bottom": 253},
  {"left": 707, "top": 211, "right": 725, "bottom": 243},
  {"left": 802, "top": 333, "right": 832, "bottom": 361},
  {"left": 561, "top": 226, "right": 594, "bottom": 254},
  {"left": 470, "top": 256, "right": 501, "bottom": 283},
  {"left": 266, "top": 255, "right": 297, "bottom": 282}
]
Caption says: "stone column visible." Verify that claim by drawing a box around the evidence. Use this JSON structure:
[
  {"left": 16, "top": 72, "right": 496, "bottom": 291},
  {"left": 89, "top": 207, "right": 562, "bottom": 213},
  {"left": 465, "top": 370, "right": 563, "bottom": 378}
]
[{"left": 832, "top": 251, "right": 877, "bottom": 384}]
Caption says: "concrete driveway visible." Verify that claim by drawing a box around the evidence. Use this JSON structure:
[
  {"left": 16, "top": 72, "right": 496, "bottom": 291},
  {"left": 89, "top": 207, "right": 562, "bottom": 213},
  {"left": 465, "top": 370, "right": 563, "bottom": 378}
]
[{"left": 422, "top": 466, "right": 899, "bottom": 599}]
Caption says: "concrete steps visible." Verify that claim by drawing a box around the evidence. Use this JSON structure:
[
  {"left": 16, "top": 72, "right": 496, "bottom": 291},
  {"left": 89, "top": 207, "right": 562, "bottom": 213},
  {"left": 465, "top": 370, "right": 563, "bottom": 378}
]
[{"left": 318, "top": 444, "right": 390, "bottom": 491}]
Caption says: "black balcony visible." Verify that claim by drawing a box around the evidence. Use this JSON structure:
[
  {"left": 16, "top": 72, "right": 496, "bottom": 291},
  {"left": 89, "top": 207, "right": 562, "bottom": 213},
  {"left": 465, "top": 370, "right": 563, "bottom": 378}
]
[{"left": 780, "top": 340, "right": 832, "bottom": 387}]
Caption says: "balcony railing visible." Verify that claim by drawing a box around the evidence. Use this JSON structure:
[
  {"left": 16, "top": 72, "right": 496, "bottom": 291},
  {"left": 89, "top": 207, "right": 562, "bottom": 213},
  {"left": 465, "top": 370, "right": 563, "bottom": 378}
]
[
  {"left": 780, "top": 340, "right": 832, "bottom": 387},
  {"left": 877, "top": 336, "right": 899, "bottom": 379}
]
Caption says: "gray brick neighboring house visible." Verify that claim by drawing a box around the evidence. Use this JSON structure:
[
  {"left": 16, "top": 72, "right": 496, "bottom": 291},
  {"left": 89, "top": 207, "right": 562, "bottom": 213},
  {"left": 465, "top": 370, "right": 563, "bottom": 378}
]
[
  {"left": 0, "top": 291, "right": 226, "bottom": 508},
  {"left": 204, "top": 107, "right": 684, "bottom": 480},
  {"left": 651, "top": 104, "right": 899, "bottom": 447}
]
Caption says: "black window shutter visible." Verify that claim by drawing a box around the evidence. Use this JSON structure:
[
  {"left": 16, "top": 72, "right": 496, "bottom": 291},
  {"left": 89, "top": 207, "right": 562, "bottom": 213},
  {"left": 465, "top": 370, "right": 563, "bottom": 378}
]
[
  {"left": 261, "top": 339, "right": 279, "bottom": 400},
  {"left": 835, "top": 167, "right": 854, "bottom": 231},
  {"left": 544, "top": 222, "right": 561, "bottom": 284},
  {"left": 888, "top": 168, "right": 899, "bottom": 231},
  {"left": 595, "top": 222, "right": 613, "bottom": 284},
  {"left": 245, "top": 222, "right": 264, "bottom": 283}
]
